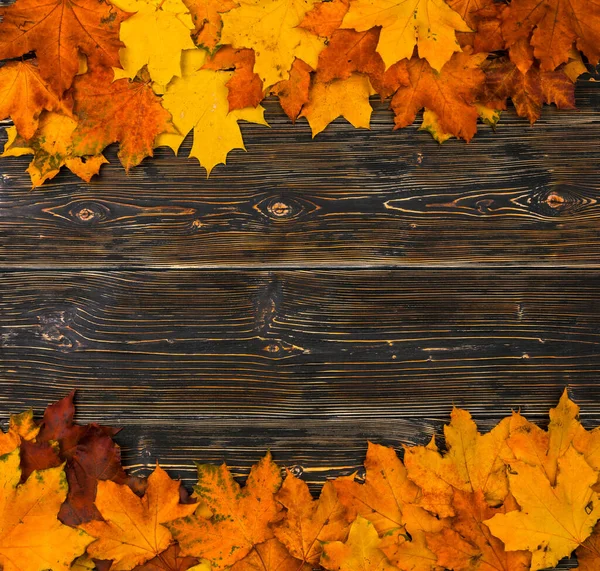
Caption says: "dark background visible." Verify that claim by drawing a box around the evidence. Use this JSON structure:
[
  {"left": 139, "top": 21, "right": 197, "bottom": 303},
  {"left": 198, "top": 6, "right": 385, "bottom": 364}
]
[{"left": 1, "top": 75, "right": 599, "bottom": 569}]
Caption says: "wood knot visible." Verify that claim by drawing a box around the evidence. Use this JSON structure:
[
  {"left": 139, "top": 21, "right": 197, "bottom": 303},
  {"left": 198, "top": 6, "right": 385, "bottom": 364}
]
[
  {"left": 76, "top": 207, "right": 96, "bottom": 222},
  {"left": 545, "top": 193, "right": 565, "bottom": 209},
  {"left": 268, "top": 202, "right": 292, "bottom": 218}
]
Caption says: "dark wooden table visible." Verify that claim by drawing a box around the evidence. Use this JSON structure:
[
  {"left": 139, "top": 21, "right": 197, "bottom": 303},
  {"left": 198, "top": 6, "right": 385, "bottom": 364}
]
[{"left": 1, "top": 78, "right": 599, "bottom": 569}]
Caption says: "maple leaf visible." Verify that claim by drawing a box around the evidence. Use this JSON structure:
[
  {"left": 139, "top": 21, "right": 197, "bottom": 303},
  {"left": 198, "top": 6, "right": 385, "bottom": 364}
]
[
  {"left": 0, "top": 0, "right": 128, "bottom": 94},
  {"left": 333, "top": 442, "right": 441, "bottom": 571},
  {"left": 70, "top": 66, "right": 174, "bottom": 172},
  {"left": 168, "top": 452, "right": 282, "bottom": 570},
  {"left": 203, "top": 47, "right": 265, "bottom": 110},
  {"left": 341, "top": 0, "right": 471, "bottom": 72},
  {"left": 299, "top": 74, "right": 375, "bottom": 137},
  {"left": 320, "top": 516, "right": 397, "bottom": 571},
  {"left": 157, "top": 49, "right": 268, "bottom": 176},
  {"left": 425, "top": 491, "right": 531, "bottom": 571},
  {"left": 111, "top": 0, "right": 196, "bottom": 86},
  {"left": 2, "top": 113, "right": 108, "bottom": 188},
  {"left": 272, "top": 472, "right": 348, "bottom": 566},
  {"left": 0, "top": 61, "right": 72, "bottom": 141},
  {"left": 220, "top": 0, "right": 325, "bottom": 88},
  {"left": 0, "top": 409, "right": 39, "bottom": 455},
  {"left": 0, "top": 449, "right": 93, "bottom": 571},
  {"left": 404, "top": 406, "right": 511, "bottom": 518},
  {"left": 390, "top": 51, "right": 485, "bottom": 141},
  {"left": 485, "top": 446, "right": 600, "bottom": 571},
  {"left": 183, "top": 0, "right": 237, "bottom": 49},
  {"left": 502, "top": 0, "right": 600, "bottom": 71},
  {"left": 315, "top": 28, "right": 409, "bottom": 98},
  {"left": 479, "top": 59, "right": 577, "bottom": 125},
  {"left": 452, "top": 1, "right": 505, "bottom": 53},
  {"left": 270, "top": 59, "right": 313, "bottom": 122},
  {"left": 231, "top": 539, "right": 311, "bottom": 571},
  {"left": 81, "top": 464, "right": 197, "bottom": 570},
  {"left": 300, "top": 0, "right": 350, "bottom": 38}
]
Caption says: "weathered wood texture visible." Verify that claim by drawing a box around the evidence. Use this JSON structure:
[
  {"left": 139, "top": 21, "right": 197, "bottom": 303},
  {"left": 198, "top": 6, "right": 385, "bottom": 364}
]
[
  {"left": 1, "top": 269, "right": 599, "bottom": 486},
  {"left": 0, "top": 81, "right": 599, "bottom": 268}
]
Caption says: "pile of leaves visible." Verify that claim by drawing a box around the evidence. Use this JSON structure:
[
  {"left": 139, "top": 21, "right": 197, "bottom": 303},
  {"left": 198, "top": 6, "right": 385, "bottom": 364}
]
[
  {"left": 0, "top": 0, "right": 597, "bottom": 186},
  {"left": 1, "top": 391, "right": 600, "bottom": 570}
]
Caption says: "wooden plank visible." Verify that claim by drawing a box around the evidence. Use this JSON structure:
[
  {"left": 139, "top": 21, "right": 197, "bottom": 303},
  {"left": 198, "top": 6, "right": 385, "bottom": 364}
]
[
  {"left": 0, "top": 82, "right": 599, "bottom": 268},
  {"left": 2, "top": 269, "right": 599, "bottom": 486}
]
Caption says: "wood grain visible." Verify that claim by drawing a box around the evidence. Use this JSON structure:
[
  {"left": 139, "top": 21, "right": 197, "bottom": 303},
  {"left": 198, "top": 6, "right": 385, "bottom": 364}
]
[
  {"left": 0, "top": 81, "right": 599, "bottom": 268},
  {"left": 1, "top": 269, "right": 599, "bottom": 485}
]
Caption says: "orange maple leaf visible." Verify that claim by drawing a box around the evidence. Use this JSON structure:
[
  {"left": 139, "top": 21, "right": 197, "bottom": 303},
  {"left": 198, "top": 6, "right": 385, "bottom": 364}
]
[
  {"left": 203, "top": 47, "right": 265, "bottom": 111},
  {"left": 390, "top": 51, "right": 486, "bottom": 142},
  {"left": 168, "top": 453, "right": 282, "bottom": 570},
  {"left": 270, "top": 59, "right": 313, "bottom": 122},
  {"left": 80, "top": 464, "right": 197, "bottom": 570},
  {"left": 231, "top": 539, "right": 311, "bottom": 571},
  {"left": 184, "top": 0, "right": 237, "bottom": 50},
  {"left": 272, "top": 472, "right": 348, "bottom": 566},
  {"left": 299, "top": 0, "right": 350, "bottom": 38},
  {"left": 0, "top": 0, "right": 129, "bottom": 94},
  {"left": 316, "top": 28, "right": 409, "bottom": 99},
  {"left": 0, "top": 61, "right": 72, "bottom": 140},
  {"left": 70, "top": 67, "right": 175, "bottom": 172},
  {"left": 502, "top": 0, "right": 600, "bottom": 71}
]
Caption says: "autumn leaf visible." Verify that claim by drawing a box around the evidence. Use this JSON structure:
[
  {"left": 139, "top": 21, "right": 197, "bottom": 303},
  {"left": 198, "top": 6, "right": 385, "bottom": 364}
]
[
  {"left": 183, "top": 0, "right": 237, "bottom": 50},
  {"left": 203, "top": 47, "right": 265, "bottom": 110},
  {"left": 315, "top": 28, "right": 409, "bottom": 98},
  {"left": 157, "top": 49, "right": 268, "bottom": 175},
  {"left": 576, "top": 524, "right": 600, "bottom": 571},
  {"left": 480, "top": 59, "right": 576, "bottom": 125},
  {"left": 0, "top": 449, "right": 93, "bottom": 571},
  {"left": 404, "top": 405, "right": 511, "bottom": 518},
  {"left": 231, "top": 539, "right": 311, "bottom": 571},
  {"left": 0, "top": 61, "right": 72, "bottom": 141},
  {"left": 341, "top": 0, "right": 471, "bottom": 72},
  {"left": 0, "top": 0, "right": 128, "bottom": 94},
  {"left": 111, "top": 0, "right": 196, "bottom": 86},
  {"left": 2, "top": 114, "right": 108, "bottom": 188},
  {"left": 389, "top": 50, "right": 485, "bottom": 141},
  {"left": 502, "top": 0, "right": 600, "bottom": 71},
  {"left": 270, "top": 59, "right": 313, "bottom": 122},
  {"left": 300, "top": 0, "right": 350, "bottom": 38},
  {"left": 452, "top": 1, "right": 505, "bottom": 53},
  {"left": 272, "top": 472, "right": 348, "bottom": 566},
  {"left": 485, "top": 446, "right": 600, "bottom": 570},
  {"left": 299, "top": 74, "right": 375, "bottom": 137},
  {"left": 168, "top": 453, "right": 282, "bottom": 570},
  {"left": 333, "top": 442, "right": 441, "bottom": 571},
  {"left": 0, "top": 410, "right": 39, "bottom": 456},
  {"left": 220, "top": 0, "right": 325, "bottom": 88},
  {"left": 81, "top": 464, "right": 197, "bottom": 570},
  {"left": 320, "top": 517, "right": 397, "bottom": 571},
  {"left": 426, "top": 491, "right": 531, "bottom": 571},
  {"left": 70, "top": 66, "right": 174, "bottom": 172}
]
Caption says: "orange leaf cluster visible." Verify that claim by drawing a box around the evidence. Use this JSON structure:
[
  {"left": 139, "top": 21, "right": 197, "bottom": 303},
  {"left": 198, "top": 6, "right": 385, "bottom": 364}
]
[
  {"left": 0, "top": 390, "right": 599, "bottom": 570},
  {"left": 0, "top": 0, "right": 596, "bottom": 185}
]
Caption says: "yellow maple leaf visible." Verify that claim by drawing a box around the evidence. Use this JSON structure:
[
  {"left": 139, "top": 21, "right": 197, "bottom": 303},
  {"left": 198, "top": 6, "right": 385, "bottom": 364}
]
[
  {"left": 220, "top": 0, "right": 325, "bottom": 88},
  {"left": 341, "top": 0, "right": 471, "bottom": 71},
  {"left": 320, "top": 516, "right": 397, "bottom": 571},
  {"left": 167, "top": 452, "right": 282, "bottom": 570},
  {"left": 111, "top": 0, "right": 196, "bottom": 86},
  {"left": 80, "top": 464, "right": 197, "bottom": 570},
  {"left": 299, "top": 74, "right": 375, "bottom": 137},
  {"left": 485, "top": 446, "right": 600, "bottom": 570},
  {"left": 0, "top": 449, "right": 93, "bottom": 571},
  {"left": 404, "top": 408, "right": 512, "bottom": 517},
  {"left": 2, "top": 113, "right": 108, "bottom": 187},
  {"left": 157, "top": 49, "right": 268, "bottom": 175}
]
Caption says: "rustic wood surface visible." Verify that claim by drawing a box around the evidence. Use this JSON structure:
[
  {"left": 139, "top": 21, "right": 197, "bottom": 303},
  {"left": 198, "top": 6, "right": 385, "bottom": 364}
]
[{"left": 1, "top": 76, "right": 599, "bottom": 569}]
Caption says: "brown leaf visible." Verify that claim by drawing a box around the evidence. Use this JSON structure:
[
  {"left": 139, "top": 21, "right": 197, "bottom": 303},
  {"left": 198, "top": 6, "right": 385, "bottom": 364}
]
[{"left": 270, "top": 59, "right": 313, "bottom": 122}]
